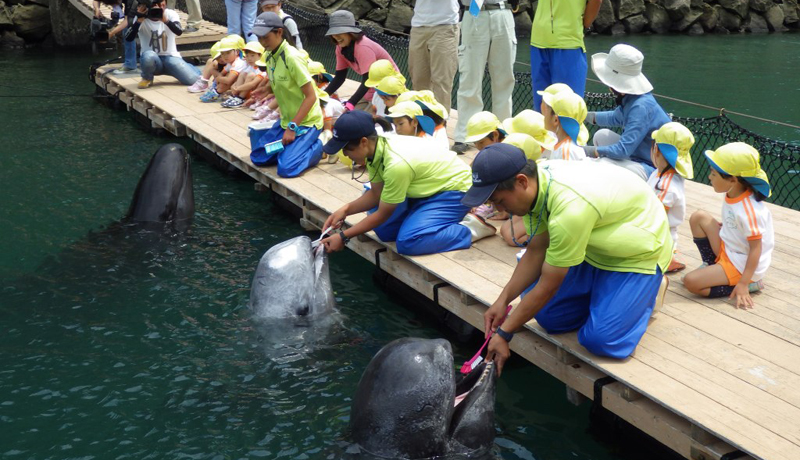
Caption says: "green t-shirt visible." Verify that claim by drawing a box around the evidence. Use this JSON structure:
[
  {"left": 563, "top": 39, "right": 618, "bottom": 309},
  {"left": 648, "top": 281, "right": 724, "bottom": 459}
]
[
  {"left": 366, "top": 136, "right": 472, "bottom": 205},
  {"left": 523, "top": 160, "right": 673, "bottom": 275},
  {"left": 530, "top": 0, "right": 586, "bottom": 51},
  {"left": 265, "top": 40, "right": 324, "bottom": 130}
]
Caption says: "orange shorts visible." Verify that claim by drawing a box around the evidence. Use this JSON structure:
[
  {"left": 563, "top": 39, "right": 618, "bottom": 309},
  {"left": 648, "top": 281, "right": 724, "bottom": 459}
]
[{"left": 716, "top": 241, "right": 743, "bottom": 286}]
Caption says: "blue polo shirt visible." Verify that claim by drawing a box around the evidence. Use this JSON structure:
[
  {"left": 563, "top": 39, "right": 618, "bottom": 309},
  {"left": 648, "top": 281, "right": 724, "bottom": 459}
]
[{"left": 594, "top": 93, "right": 671, "bottom": 166}]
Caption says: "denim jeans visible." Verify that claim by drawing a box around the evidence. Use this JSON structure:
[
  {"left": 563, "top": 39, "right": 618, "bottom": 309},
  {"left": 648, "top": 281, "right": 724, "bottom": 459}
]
[
  {"left": 225, "top": 0, "right": 258, "bottom": 42},
  {"left": 123, "top": 26, "right": 137, "bottom": 69},
  {"left": 140, "top": 51, "right": 201, "bottom": 85}
]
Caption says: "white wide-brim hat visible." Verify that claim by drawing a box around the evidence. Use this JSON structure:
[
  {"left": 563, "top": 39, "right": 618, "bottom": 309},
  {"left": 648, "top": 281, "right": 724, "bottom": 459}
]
[{"left": 591, "top": 44, "right": 653, "bottom": 96}]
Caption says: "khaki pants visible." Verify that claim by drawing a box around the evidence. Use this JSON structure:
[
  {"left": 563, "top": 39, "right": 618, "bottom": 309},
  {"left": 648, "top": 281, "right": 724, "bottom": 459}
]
[
  {"left": 166, "top": 0, "right": 203, "bottom": 28},
  {"left": 454, "top": 9, "right": 516, "bottom": 143},
  {"left": 408, "top": 23, "right": 459, "bottom": 113}
]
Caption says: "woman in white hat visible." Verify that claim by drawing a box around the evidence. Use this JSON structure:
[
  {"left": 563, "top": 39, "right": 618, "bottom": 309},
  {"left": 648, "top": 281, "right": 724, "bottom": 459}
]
[
  {"left": 583, "top": 44, "right": 671, "bottom": 181},
  {"left": 323, "top": 10, "right": 399, "bottom": 112}
]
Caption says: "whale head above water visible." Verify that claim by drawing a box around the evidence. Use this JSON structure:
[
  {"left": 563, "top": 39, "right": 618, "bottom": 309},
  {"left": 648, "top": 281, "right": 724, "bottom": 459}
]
[
  {"left": 126, "top": 143, "right": 194, "bottom": 229},
  {"left": 350, "top": 337, "right": 497, "bottom": 459},
  {"left": 249, "top": 236, "right": 336, "bottom": 319}
]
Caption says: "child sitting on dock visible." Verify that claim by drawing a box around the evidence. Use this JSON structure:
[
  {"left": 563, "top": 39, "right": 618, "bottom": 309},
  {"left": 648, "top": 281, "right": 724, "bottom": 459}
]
[
  {"left": 199, "top": 36, "right": 247, "bottom": 102},
  {"left": 308, "top": 61, "right": 334, "bottom": 94},
  {"left": 364, "top": 60, "right": 406, "bottom": 115},
  {"left": 222, "top": 41, "right": 266, "bottom": 108},
  {"left": 540, "top": 90, "right": 587, "bottom": 161},
  {"left": 374, "top": 75, "right": 407, "bottom": 112},
  {"left": 683, "top": 143, "right": 774, "bottom": 309},
  {"left": 647, "top": 122, "right": 695, "bottom": 273},
  {"left": 385, "top": 101, "right": 437, "bottom": 141},
  {"left": 395, "top": 91, "right": 449, "bottom": 150},
  {"left": 502, "top": 109, "right": 557, "bottom": 154},
  {"left": 537, "top": 83, "right": 589, "bottom": 146},
  {"left": 463, "top": 111, "right": 507, "bottom": 152},
  {"left": 319, "top": 88, "right": 346, "bottom": 164},
  {"left": 188, "top": 40, "right": 226, "bottom": 93}
]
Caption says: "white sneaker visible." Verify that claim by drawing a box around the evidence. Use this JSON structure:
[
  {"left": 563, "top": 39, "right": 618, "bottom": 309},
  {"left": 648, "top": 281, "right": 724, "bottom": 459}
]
[
  {"left": 112, "top": 66, "right": 137, "bottom": 75},
  {"left": 653, "top": 276, "right": 669, "bottom": 317},
  {"left": 187, "top": 78, "right": 209, "bottom": 93},
  {"left": 459, "top": 213, "right": 496, "bottom": 242}
]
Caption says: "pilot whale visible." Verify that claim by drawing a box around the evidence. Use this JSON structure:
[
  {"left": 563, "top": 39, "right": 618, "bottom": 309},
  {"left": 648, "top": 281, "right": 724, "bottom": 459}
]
[
  {"left": 249, "top": 236, "right": 336, "bottom": 319},
  {"left": 350, "top": 337, "right": 497, "bottom": 459}
]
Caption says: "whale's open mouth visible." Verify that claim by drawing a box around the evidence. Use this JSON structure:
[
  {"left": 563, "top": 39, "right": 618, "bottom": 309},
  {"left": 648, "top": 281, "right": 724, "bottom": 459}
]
[{"left": 453, "top": 361, "right": 493, "bottom": 407}]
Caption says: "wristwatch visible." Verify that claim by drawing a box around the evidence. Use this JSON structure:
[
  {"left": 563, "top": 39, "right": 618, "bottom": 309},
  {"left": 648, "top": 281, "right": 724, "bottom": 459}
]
[
  {"left": 287, "top": 122, "right": 298, "bottom": 132},
  {"left": 339, "top": 232, "right": 350, "bottom": 245},
  {"left": 495, "top": 327, "right": 514, "bottom": 343}
]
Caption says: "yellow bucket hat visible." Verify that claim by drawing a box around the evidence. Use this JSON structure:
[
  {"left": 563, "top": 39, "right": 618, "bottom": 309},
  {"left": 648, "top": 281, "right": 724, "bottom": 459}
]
[
  {"left": 651, "top": 122, "right": 695, "bottom": 179},
  {"left": 365, "top": 60, "right": 402, "bottom": 88},
  {"left": 210, "top": 41, "right": 222, "bottom": 60},
  {"left": 502, "top": 109, "right": 557, "bottom": 151},
  {"left": 219, "top": 34, "right": 245, "bottom": 52},
  {"left": 256, "top": 54, "right": 267, "bottom": 68},
  {"left": 386, "top": 101, "right": 435, "bottom": 135},
  {"left": 375, "top": 75, "right": 407, "bottom": 97},
  {"left": 243, "top": 41, "right": 265, "bottom": 55},
  {"left": 503, "top": 133, "right": 542, "bottom": 161},
  {"left": 705, "top": 142, "right": 771, "bottom": 197},
  {"left": 541, "top": 91, "right": 587, "bottom": 144},
  {"left": 464, "top": 111, "right": 506, "bottom": 143},
  {"left": 308, "top": 61, "right": 334, "bottom": 81}
]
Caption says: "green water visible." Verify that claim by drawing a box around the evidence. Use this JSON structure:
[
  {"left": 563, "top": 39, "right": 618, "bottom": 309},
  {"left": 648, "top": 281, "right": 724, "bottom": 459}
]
[
  {"left": 517, "top": 34, "right": 800, "bottom": 143},
  {"left": 0, "top": 49, "right": 629, "bottom": 460}
]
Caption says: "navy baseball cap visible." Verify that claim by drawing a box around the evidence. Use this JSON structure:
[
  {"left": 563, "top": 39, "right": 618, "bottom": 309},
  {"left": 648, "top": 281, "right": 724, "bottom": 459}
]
[
  {"left": 323, "top": 110, "right": 377, "bottom": 154},
  {"left": 461, "top": 143, "right": 528, "bottom": 207},
  {"left": 252, "top": 12, "right": 284, "bottom": 37}
]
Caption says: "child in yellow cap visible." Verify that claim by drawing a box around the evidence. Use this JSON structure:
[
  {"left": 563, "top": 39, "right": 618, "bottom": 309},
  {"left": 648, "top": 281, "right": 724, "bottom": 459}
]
[
  {"left": 646, "top": 122, "right": 695, "bottom": 273},
  {"left": 224, "top": 41, "right": 266, "bottom": 107},
  {"left": 199, "top": 35, "right": 247, "bottom": 102},
  {"left": 189, "top": 40, "right": 226, "bottom": 94},
  {"left": 385, "top": 101, "right": 439, "bottom": 145},
  {"left": 464, "top": 111, "right": 507, "bottom": 152},
  {"left": 365, "top": 59, "right": 406, "bottom": 116},
  {"left": 396, "top": 90, "right": 449, "bottom": 148},
  {"left": 308, "top": 61, "right": 335, "bottom": 94},
  {"left": 374, "top": 75, "right": 407, "bottom": 113},
  {"left": 502, "top": 109, "right": 557, "bottom": 152},
  {"left": 684, "top": 142, "right": 774, "bottom": 308},
  {"left": 540, "top": 91, "right": 587, "bottom": 161}
]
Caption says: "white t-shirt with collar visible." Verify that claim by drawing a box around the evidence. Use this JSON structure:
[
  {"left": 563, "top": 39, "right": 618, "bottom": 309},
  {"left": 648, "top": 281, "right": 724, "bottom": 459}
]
[
  {"left": 137, "top": 9, "right": 181, "bottom": 58},
  {"left": 542, "top": 138, "right": 586, "bottom": 161},
  {"left": 646, "top": 169, "right": 685, "bottom": 249},
  {"left": 719, "top": 191, "right": 774, "bottom": 280}
]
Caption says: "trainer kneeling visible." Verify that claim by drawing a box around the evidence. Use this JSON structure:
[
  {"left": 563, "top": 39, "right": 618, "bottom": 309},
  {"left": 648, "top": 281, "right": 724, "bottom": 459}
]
[
  {"left": 320, "top": 111, "right": 496, "bottom": 256},
  {"left": 462, "top": 145, "right": 672, "bottom": 371}
]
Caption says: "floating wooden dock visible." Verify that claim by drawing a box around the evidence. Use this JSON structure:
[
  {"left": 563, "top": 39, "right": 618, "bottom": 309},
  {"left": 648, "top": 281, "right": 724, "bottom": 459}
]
[
  {"left": 72, "top": 0, "right": 225, "bottom": 57},
  {"left": 91, "top": 65, "right": 800, "bottom": 460}
]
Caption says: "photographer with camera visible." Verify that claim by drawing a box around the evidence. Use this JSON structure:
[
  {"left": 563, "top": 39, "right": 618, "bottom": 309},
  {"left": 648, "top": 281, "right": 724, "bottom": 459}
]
[
  {"left": 93, "top": 0, "right": 138, "bottom": 73},
  {"left": 126, "top": 0, "right": 201, "bottom": 89}
]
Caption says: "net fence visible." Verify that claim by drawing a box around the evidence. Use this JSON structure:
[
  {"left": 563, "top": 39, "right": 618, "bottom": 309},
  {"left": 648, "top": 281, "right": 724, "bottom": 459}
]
[{"left": 180, "top": 1, "right": 800, "bottom": 210}]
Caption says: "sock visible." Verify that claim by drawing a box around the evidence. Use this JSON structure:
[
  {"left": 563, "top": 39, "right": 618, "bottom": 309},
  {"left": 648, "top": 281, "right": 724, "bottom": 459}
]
[
  {"left": 709, "top": 285, "right": 735, "bottom": 298},
  {"left": 693, "top": 237, "right": 716, "bottom": 266}
]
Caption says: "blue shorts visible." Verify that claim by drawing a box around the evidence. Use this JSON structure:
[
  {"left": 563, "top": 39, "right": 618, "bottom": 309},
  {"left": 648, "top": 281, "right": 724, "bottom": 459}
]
[
  {"left": 372, "top": 191, "right": 471, "bottom": 256},
  {"left": 249, "top": 122, "right": 322, "bottom": 178},
  {"left": 530, "top": 47, "right": 587, "bottom": 112},
  {"left": 523, "top": 262, "right": 663, "bottom": 358}
]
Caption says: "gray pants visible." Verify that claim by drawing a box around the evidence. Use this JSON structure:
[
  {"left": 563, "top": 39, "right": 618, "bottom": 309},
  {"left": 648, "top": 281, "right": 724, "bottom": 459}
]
[
  {"left": 592, "top": 129, "right": 650, "bottom": 181},
  {"left": 166, "top": 0, "right": 203, "bottom": 28},
  {"left": 409, "top": 24, "right": 459, "bottom": 113}
]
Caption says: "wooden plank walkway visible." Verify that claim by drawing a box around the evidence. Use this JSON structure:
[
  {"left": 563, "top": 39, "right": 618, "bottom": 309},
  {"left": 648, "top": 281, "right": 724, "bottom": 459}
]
[
  {"left": 92, "top": 65, "right": 800, "bottom": 460},
  {"left": 72, "top": 0, "right": 226, "bottom": 54}
]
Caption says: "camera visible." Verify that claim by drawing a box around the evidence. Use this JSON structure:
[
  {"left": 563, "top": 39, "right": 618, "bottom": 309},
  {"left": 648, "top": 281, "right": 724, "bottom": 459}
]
[
  {"left": 135, "top": 0, "right": 163, "bottom": 20},
  {"left": 90, "top": 18, "right": 111, "bottom": 42}
]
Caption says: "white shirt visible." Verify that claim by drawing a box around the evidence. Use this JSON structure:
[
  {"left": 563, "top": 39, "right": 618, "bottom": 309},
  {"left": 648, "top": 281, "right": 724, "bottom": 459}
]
[
  {"left": 371, "top": 93, "right": 387, "bottom": 116},
  {"left": 411, "top": 0, "right": 459, "bottom": 27},
  {"left": 432, "top": 125, "right": 450, "bottom": 151},
  {"left": 224, "top": 57, "right": 248, "bottom": 76},
  {"left": 137, "top": 9, "right": 181, "bottom": 58},
  {"left": 542, "top": 138, "right": 586, "bottom": 161},
  {"left": 646, "top": 169, "right": 685, "bottom": 249},
  {"left": 278, "top": 10, "right": 303, "bottom": 49},
  {"left": 719, "top": 191, "right": 774, "bottom": 280},
  {"left": 324, "top": 98, "right": 345, "bottom": 121}
]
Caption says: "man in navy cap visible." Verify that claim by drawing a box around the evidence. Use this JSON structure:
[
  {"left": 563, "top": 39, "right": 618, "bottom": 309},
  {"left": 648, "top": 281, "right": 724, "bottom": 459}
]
[
  {"left": 462, "top": 144, "right": 672, "bottom": 370},
  {"left": 318, "top": 111, "right": 497, "bottom": 256}
]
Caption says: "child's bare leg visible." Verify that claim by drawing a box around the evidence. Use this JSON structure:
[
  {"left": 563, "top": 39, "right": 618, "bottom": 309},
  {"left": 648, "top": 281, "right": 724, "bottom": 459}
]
[
  {"left": 500, "top": 216, "right": 528, "bottom": 247},
  {"left": 683, "top": 264, "right": 729, "bottom": 297},
  {"left": 201, "top": 58, "right": 219, "bottom": 80}
]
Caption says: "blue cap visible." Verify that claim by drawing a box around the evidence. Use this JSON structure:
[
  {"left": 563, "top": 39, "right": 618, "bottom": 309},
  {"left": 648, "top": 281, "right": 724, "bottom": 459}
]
[
  {"left": 461, "top": 143, "right": 528, "bottom": 208},
  {"left": 323, "top": 110, "right": 377, "bottom": 154}
]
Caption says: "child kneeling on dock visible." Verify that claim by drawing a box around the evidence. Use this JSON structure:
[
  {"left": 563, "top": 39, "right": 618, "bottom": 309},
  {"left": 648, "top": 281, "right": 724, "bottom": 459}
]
[
  {"left": 318, "top": 111, "right": 497, "bottom": 256},
  {"left": 647, "top": 122, "right": 695, "bottom": 273},
  {"left": 248, "top": 12, "right": 324, "bottom": 178},
  {"left": 684, "top": 143, "right": 773, "bottom": 309}
]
